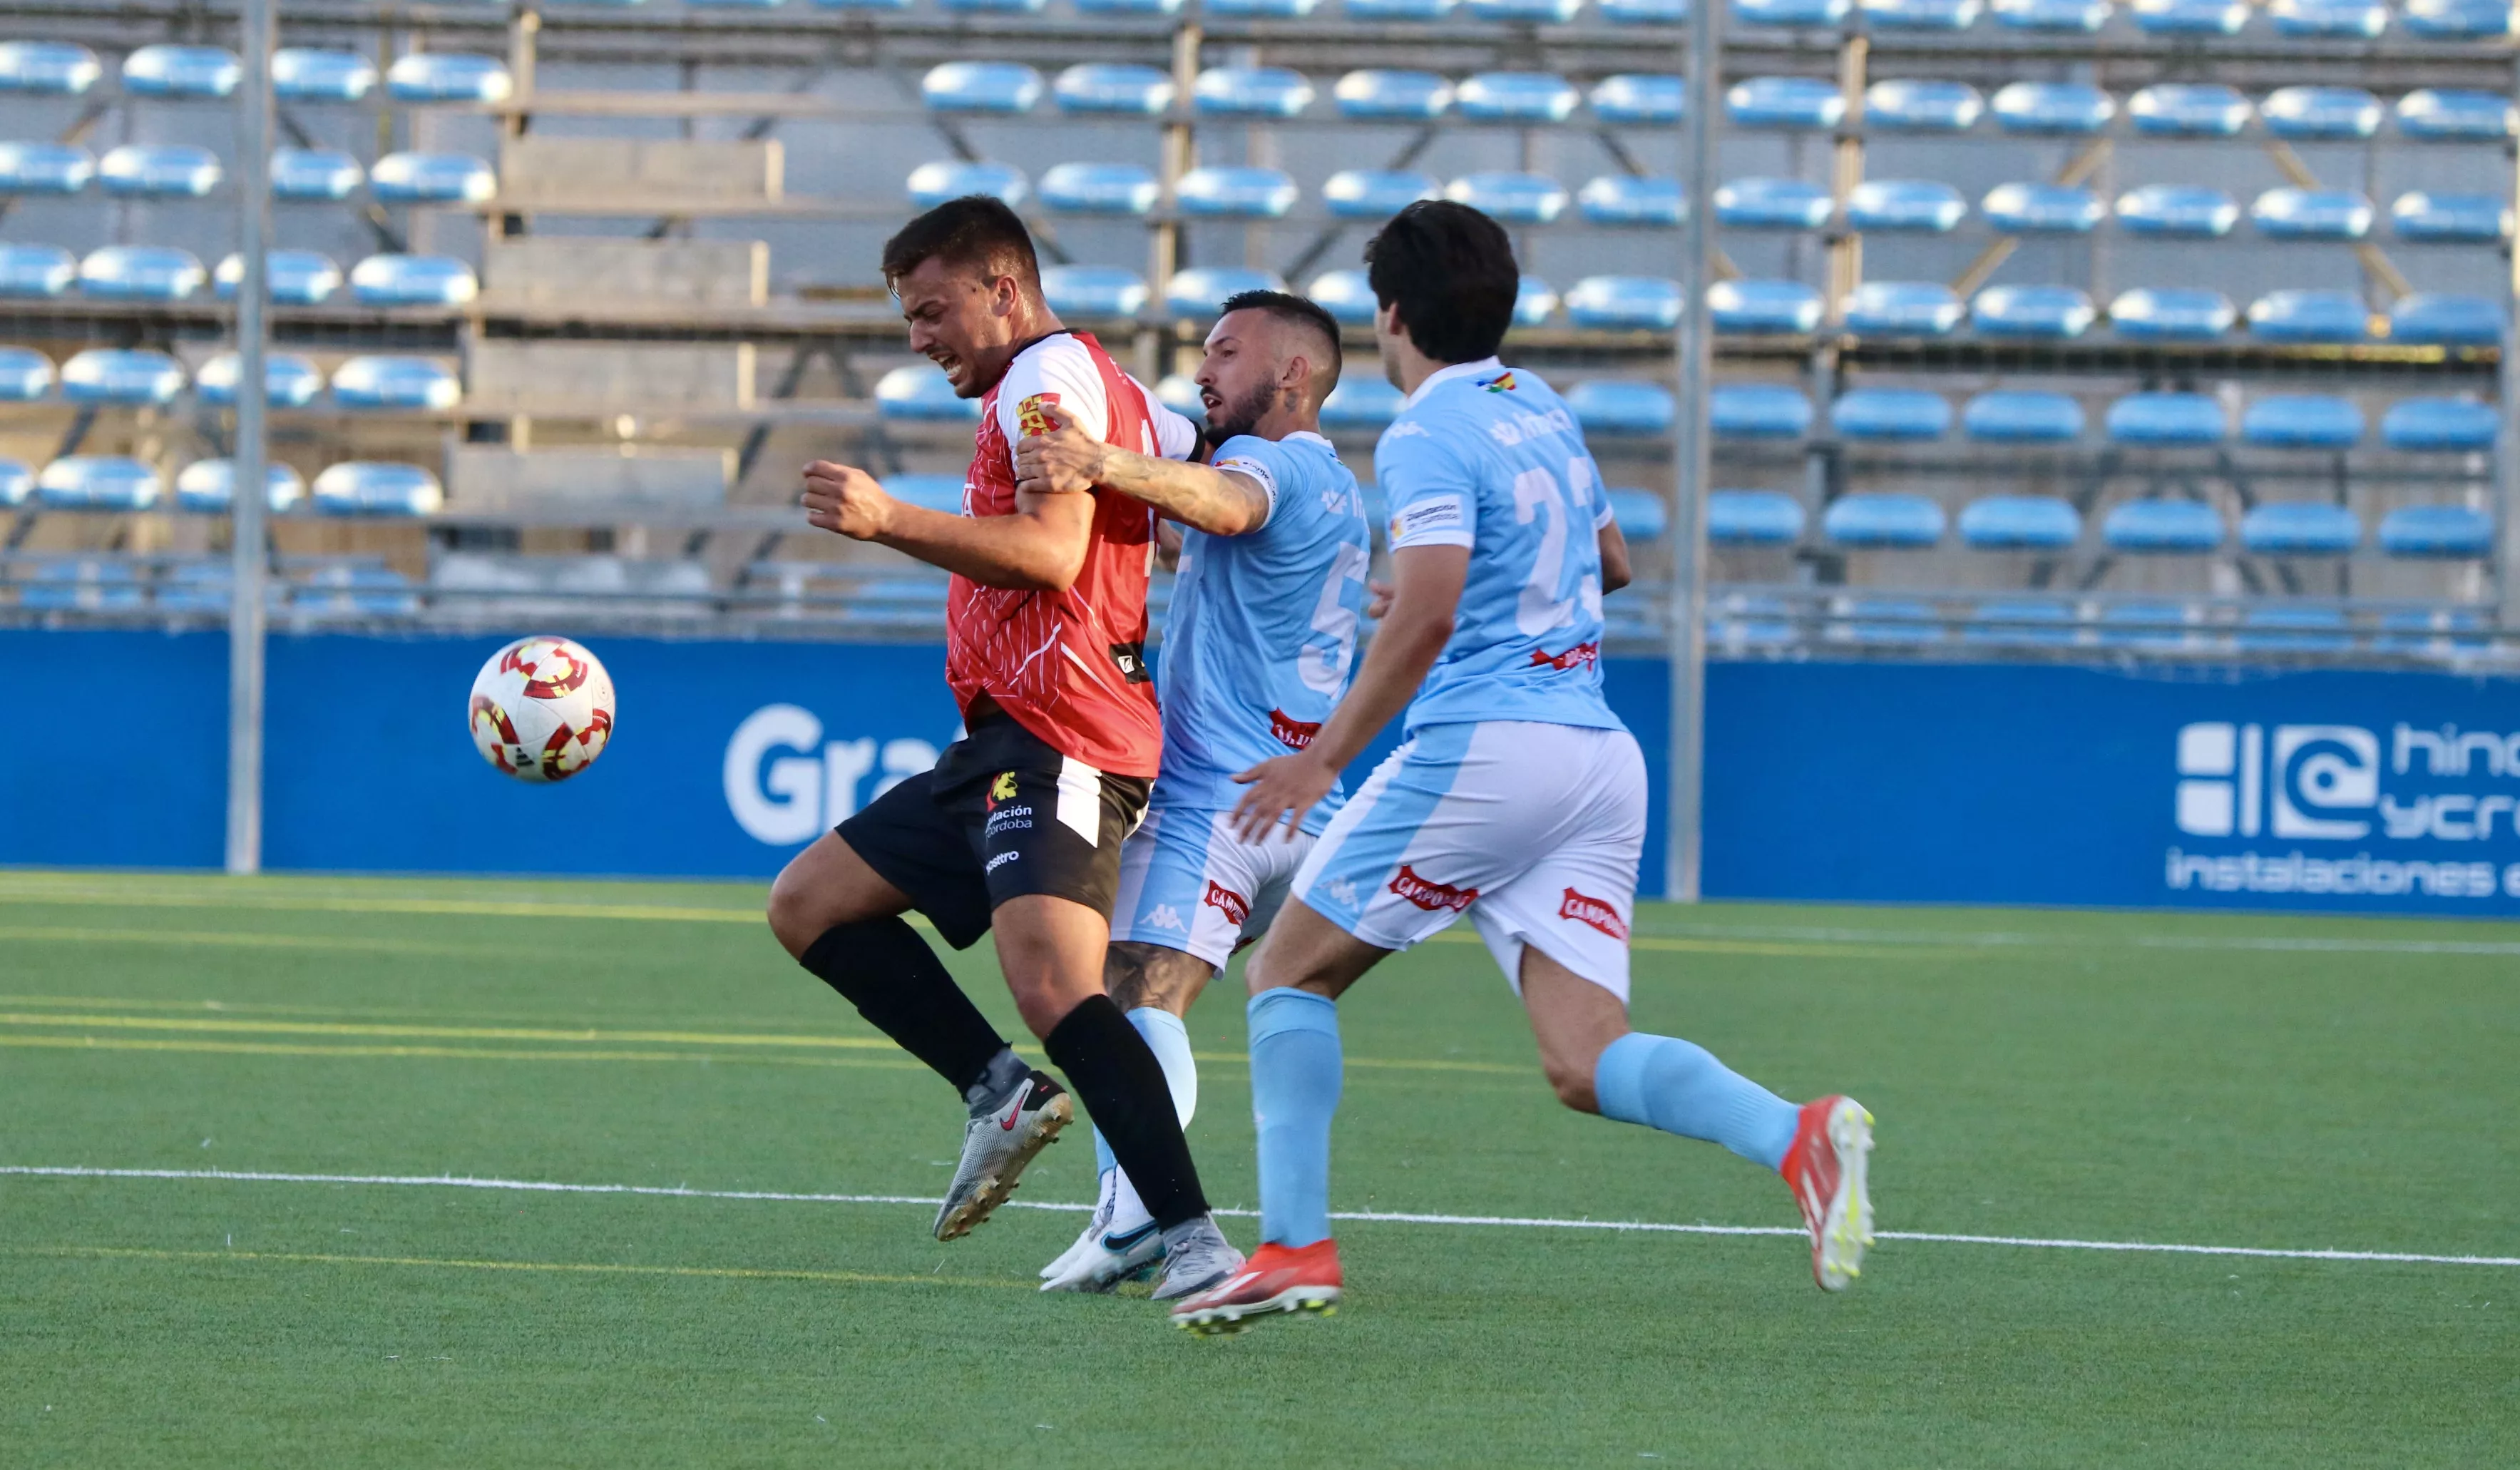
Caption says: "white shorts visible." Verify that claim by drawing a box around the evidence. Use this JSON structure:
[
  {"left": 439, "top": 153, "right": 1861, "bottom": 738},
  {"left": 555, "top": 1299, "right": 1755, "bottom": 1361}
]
[
  {"left": 1109, "top": 802, "right": 1317, "bottom": 969},
  {"left": 1291, "top": 720, "right": 1645, "bottom": 1001}
]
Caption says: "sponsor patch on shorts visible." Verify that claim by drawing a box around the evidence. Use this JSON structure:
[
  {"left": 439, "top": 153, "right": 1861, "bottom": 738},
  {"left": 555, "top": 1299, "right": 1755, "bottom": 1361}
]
[
  {"left": 1558, "top": 886, "right": 1628, "bottom": 939},
  {"left": 1388, "top": 863, "right": 1478, "bottom": 913},
  {"left": 1202, "top": 881, "right": 1251, "bottom": 927}
]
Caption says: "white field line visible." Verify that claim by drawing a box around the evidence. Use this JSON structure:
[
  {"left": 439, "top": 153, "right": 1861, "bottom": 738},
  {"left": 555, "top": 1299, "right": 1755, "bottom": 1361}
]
[
  {"left": 1643, "top": 924, "right": 2520, "bottom": 957},
  {"left": 7, "top": 1165, "right": 2515, "bottom": 1270}
]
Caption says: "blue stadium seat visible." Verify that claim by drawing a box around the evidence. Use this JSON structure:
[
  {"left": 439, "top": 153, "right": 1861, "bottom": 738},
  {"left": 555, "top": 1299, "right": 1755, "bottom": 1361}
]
[
  {"left": 1207, "top": 0, "right": 1320, "bottom": 14},
  {"left": 1601, "top": 0, "right": 1689, "bottom": 18},
  {"left": 2390, "top": 293, "right": 2504, "bottom": 345},
  {"left": 1320, "top": 377, "right": 1405, "bottom": 429},
  {"left": 1334, "top": 71, "right": 1453, "bottom": 118},
  {"left": 1708, "top": 279, "right": 1823, "bottom": 333},
  {"left": 1831, "top": 388, "right": 1951, "bottom": 440},
  {"left": 1177, "top": 165, "right": 1299, "bottom": 218},
  {"left": 1981, "top": 182, "right": 2104, "bottom": 233},
  {"left": 1167, "top": 267, "right": 1287, "bottom": 317},
  {"left": 1711, "top": 384, "right": 1813, "bottom": 437},
  {"left": 78, "top": 246, "right": 205, "bottom": 300},
  {"left": 98, "top": 143, "right": 220, "bottom": 198},
  {"left": 1040, "top": 265, "right": 1147, "bottom": 318},
  {"left": 2262, "top": 85, "right": 2384, "bottom": 139},
  {"left": 1734, "top": 0, "right": 1852, "bottom": 20},
  {"left": 1860, "top": 0, "right": 1984, "bottom": 26},
  {"left": 1845, "top": 179, "right": 1966, "bottom": 231},
  {"left": 0, "top": 143, "right": 91, "bottom": 193},
  {"left": 1591, "top": 74, "right": 1685, "bottom": 123},
  {"left": 2109, "top": 287, "right": 2235, "bottom": 340},
  {"left": 2267, "top": 0, "right": 2387, "bottom": 34},
  {"left": 271, "top": 48, "right": 376, "bottom": 102},
  {"left": 215, "top": 250, "right": 342, "bottom": 306},
  {"left": 2248, "top": 289, "right": 2370, "bottom": 342},
  {"left": 1324, "top": 169, "right": 1440, "bottom": 218},
  {"left": 1567, "top": 380, "right": 1676, "bottom": 434},
  {"left": 1972, "top": 285, "right": 2096, "bottom": 337},
  {"left": 1991, "top": 81, "right": 2115, "bottom": 133},
  {"left": 2243, "top": 502, "right": 2361, "bottom": 555},
  {"left": 1072, "top": 0, "right": 1183, "bottom": 10},
  {"left": 2392, "top": 191, "right": 2509, "bottom": 243},
  {"left": 19, "top": 557, "right": 145, "bottom": 609},
  {"left": 1964, "top": 598, "right": 2079, "bottom": 647},
  {"left": 311, "top": 463, "right": 443, "bottom": 516},
  {"left": 1607, "top": 489, "right": 1668, "bottom": 541},
  {"left": 907, "top": 160, "right": 1024, "bottom": 208},
  {"left": 2252, "top": 188, "right": 2372, "bottom": 240},
  {"left": 2104, "top": 500, "right": 2223, "bottom": 552},
  {"left": 1039, "top": 163, "right": 1157, "bottom": 215},
  {"left": 2380, "top": 504, "right": 2494, "bottom": 556},
  {"left": 1710, "top": 591, "right": 1798, "bottom": 646},
  {"left": 1965, "top": 390, "right": 2084, "bottom": 441},
  {"left": 292, "top": 562, "right": 421, "bottom": 616},
  {"left": 0, "top": 347, "right": 51, "bottom": 400},
  {"left": 2243, "top": 395, "right": 2363, "bottom": 448},
  {"left": 173, "top": 461, "right": 306, "bottom": 514},
  {"left": 123, "top": 44, "right": 240, "bottom": 98},
  {"left": 385, "top": 53, "right": 512, "bottom": 104},
  {"left": 36, "top": 456, "right": 160, "bottom": 511},
  {"left": 1843, "top": 281, "right": 1965, "bottom": 335},
  {"left": 1466, "top": 0, "right": 1582, "bottom": 16},
  {"left": 61, "top": 348, "right": 182, "bottom": 406},
  {"left": 1192, "top": 67, "right": 1313, "bottom": 116},
  {"left": 1515, "top": 277, "right": 1559, "bottom": 325},
  {"left": 874, "top": 364, "right": 978, "bottom": 421},
  {"left": 2397, "top": 90, "right": 2515, "bottom": 140},
  {"left": 1725, "top": 77, "right": 1844, "bottom": 129},
  {"left": 1823, "top": 492, "right": 1946, "bottom": 547},
  {"left": 2107, "top": 393, "right": 2226, "bottom": 444},
  {"left": 1566, "top": 275, "right": 1684, "bottom": 329},
  {"left": 0, "top": 41, "right": 99, "bottom": 94},
  {"left": 372, "top": 151, "right": 497, "bottom": 204},
  {"left": 1992, "top": 0, "right": 2110, "bottom": 25},
  {"left": 1458, "top": 73, "right": 1581, "bottom": 123},
  {"left": 2129, "top": 0, "right": 2247, "bottom": 29},
  {"left": 922, "top": 63, "right": 1041, "bottom": 113},
  {"left": 2129, "top": 83, "right": 2253, "bottom": 136},
  {"left": 1577, "top": 175, "right": 1684, "bottom": 225},
  {"left": 0, "top": 244, "right": 73, "bottom": 297},
  {"left": 271, "top": 148, "right": 362, "bottom": 200},
  {"left": 1714, "top": 176, "right": 1833, "bottom": 228},
  {"left": 1445, "top": 172, "right": 1568, "bottom": 223},
  {"left": 2403, "top": 0, "right": 2516, "bottom": 36},
  {"left": 2382, "top": 397, "right": 2497, "bottom": 450},
  {"left": 1307, "top": 269, "right": 1378, "bottom": 324},
  {"left": 349, "top": 254, "right": 476, "bottom": 307},
  {"left": 1707, "top": 489, "right": 1806, "bottom": 543},
  {"left": 1053, "top": 63, "right": 1172, "bottom": 114},
  {"left": 1864, "top": 79, "right": 1983, "bottom": 130},
  {"left": 937, "top": 0, "right": 1045, "bottom": 11},
  {"left": 2116, "top": 185, "right": 2239, "bottom": 237},
  {"left": 1960, "top": 496, "right": 2081, "bottom": 549},
  {"left": 331, "top": 356, "right": 462, "bottom": 412},
  {"left": 195, "top": 351, "right": 324, "bottom": 408},
  {"left": 2375, "top": 606, "right": 2490, "bottom": 650},
  {"left": 2235, "top": 606, "right": 2350, "bottom": 652},
  {"left": 881, "top": 476, "right": 968, "bottom": 514},
  {"left": 1154, "top": 374, "right": 1205, "bottom": 424}
]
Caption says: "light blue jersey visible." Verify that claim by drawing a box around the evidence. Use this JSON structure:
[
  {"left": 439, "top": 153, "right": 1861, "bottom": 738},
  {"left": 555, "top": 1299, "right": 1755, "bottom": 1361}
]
[
  {"left": 1154, "top": 430, "right": 1374, "bottom": 829},
  {"left": 1374, "top": 358, "right": 1624, "bottom": 735}
]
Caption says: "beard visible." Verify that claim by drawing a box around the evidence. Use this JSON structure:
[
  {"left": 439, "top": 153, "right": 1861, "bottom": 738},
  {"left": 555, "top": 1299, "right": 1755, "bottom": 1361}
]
[{"left": 1204, "top": 378, "right": 1277, "bottom": 443}]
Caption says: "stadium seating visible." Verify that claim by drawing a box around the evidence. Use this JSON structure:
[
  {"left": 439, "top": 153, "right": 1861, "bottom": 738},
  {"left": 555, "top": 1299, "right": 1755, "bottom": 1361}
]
[
  {"left": 1965, "top": 390, "right": 2084, "bottom": 441},
  {"left": 1991, "top": 81, "right": 2114, "bottom": 133},
  {"left": 0, "top": 458, "right": 34, "bottom": 505},
  {"left": 2106, "top": 393, "right": 2226, "bottom": 444},
  {"left": 1577, "top": 176, "right": 1686, "bottom": 226},
  {"left": 2381, "top": 397, "right": 2497, "bottom": 449},
  {"left": 17, "top": 558, "right": 145, "bottom": 611},
  {"left": 2392, "top": 191, "right": 2509, "bottom": 242},
  {"left": 2404, "top": 0, "right": 2519, "bottom": 36},
  {"left": 1445, "top": 173, "right": 1567, "bottom": 223},
  {"left": 2130, "top": 0, "right": 2250, "bottom": 32},
  {"left": 1193, "top": 67, "right": 1313, "bottom": 116},
  {"left": 2104, "top": 499, "right": 2225, "bottom": 551},
  {"left": 0, "top": 41, "right": 99, "bottom": 94},
  {"left": 1514, "top": 277, "right": 1559, "bottom": 326},
  {"left": 1167, "top": 267, "right": 1286, "bottom": 317},
  {"left": 1608, "top": 489, "right": 1667, "bottom": 541},
  {"left": 1307, "top": 270, "right": 1377, "bottom": 324},
  {"left": 332, "top": 357, "right": 462, "bottom": 412},
  {"left": 271, "top": 48, "right": 376, "bottom": 102},
  {"left": 1707, "top": 489, "right": 1806, "bottom": 543},
  {"left": 1843, "top": 282, "right": 1965, "bottom": 335},
  {"left": 1039, "top": 163, "right": 1157, "bottom": 215},
  {"left": 1993, "top": 0, "right": 2110, "bottom": 28},
  {"left": 874, "top": 364, "right": 978, "bottom": 421},
  {"left": 2128, "top": 83, "right": 2252, "bottom": 136},
  {"left": 1326, "top": 170, "right": 1439, "bottom": 219},
  {"left": 1040, "top": 265, "right": 1146, "bottom": 317},
  {"left": 2116, "top": 185, "right": 2240, "bottom": 238},
  {"left": 1053, "top": 63, "right": 1172, "bottom": 113},
  {"left": 1982, "top": 183, "right": 2104, "bottom": 233},
  {"left": 1320, "top": 377, "right": 1405, "bottom": 428},
  {"left": 271, "top": 148, "right": 363, "bottom": 201},
  {"left": 0, "top": 143, "right": 92, "bottom": 193},
  {"left": 2109, "top": 288, "right": 2236, "bottom": 340},
  {"left": 2396, "top": 90, "right": 2515, "bottom": 141},
  {"left": 1334, "top": 71, "right": 1453, "bottom": 119},
  {"left": 1845, "top": 180, "right": 1967, "bottom": 232},
  {"left": 2247, "top": 290, "right": 2369, "bottom": 341},
  {"left": 1706, "top": 279, "right": 1822, "bottom": 333},
  {"left": 1865, "top": 79, "right": 1984, "bottom": 131},
  {"left": 1566, "top": 380, "right": 1676, "bottom": 434},
  {"left": 1589, "top": 74, "right": 1685, "bottom": 123},
  {"left": 1824, "top": 492, "right": 1946, "bottom": 546},
  {"left": 1725, "top": 78, "right": 1844, "bottom": 130},
  {"left": 0, "top": 346, "right": 50, "bottom": 400},
  {"left": 2268, "top": 0, "right": 2388, "bottom": 36},
  {"left": 1714, "top": 177, "right": 1834, "bottom": 230},
  {"left": 1456, "top": 73, "right": 1580, "bottom": 123},
  {"left": 173, "top": 460, "right": 307, "bottom": 514},
  {"left": 78, "top": 247, "right": 205, "bottom": 301},
  {"left": 1177, "top": 166, "right": 1300, "bottom": 218},
  {"left": 2390, "top": 293, "right": 2505, "bottom": 345},
  {"left": 2242, "top": 395, "right": 2363, "bottom": 448},
  {"left": 2253, "top": 188, "right": 2372, "bottom": 240},
  {"left": 0, "top": 244, "right": 72, "bottom": 297},
  {"left": 195, "top": 352, "right": 325, "bottom": 409},
  {"left": 36, "top": 456, "right": 160, "bottom": 510},
  {"left": 2241, "top": 502, "right": 2361, "bottom": 555},
  {"left": 349, "top": 255, "right": 477, "bottom": 307},
  {"left": 98, "top": 145, "right": 221, "bottom": 198},
  {"left": 1831, "top": 388, "right": 1952, "bottom": 440},
  {"left": 1863, "top": 0, "right": 1984, "bottom": 29},
  {"left": 907, "top": 161, "right": 1023, "bottom": 208},
  {"left": 61, "top": 348, "right": 184, "bottom": 407},
  {"left": 384, "top": 53, "right": 512, "bottom": 104},
  {"left": 310, "top": 462, "right": 444, "bottom": 516},
  {"left": 123, "top": 44, "right": 240, "bottom": 98},
  {"left": 2378, "top": 504, "right": 2494, "bottom": 556},
  {"left": 1973, "top": 285, "right": 2097, "bottom": 337},
  {"left": 1960, "top": 495, "right": 2081, "bottom": 548},
  {"left": 2263, "top": 86, "right": 2384, "bottom": 139},
  {"left": 1711, "top": 384, "right": 1814, "bottom": 437},
  {"left": 214, "top": 250, "right": 342, "bottom": 306},
  {"left": 372, "top": 152, "right": 498, "bottom": 205},
  {"left": 1965, "top": 598, "right": 2078, "bottom": 647}
]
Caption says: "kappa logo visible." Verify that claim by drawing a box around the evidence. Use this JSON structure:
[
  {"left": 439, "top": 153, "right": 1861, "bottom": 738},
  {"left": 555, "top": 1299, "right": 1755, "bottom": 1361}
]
[
  {"left": 987, "top": 770, "right": 1019, "bottom": 809},
  {"left": 1388, "top": 863, "right": 1478, "bottom": 914},
  {"left": 1203, "top": 882, "right": 1251, "bottom": 927},
  {"left": 1140, "top": 904, "right": 1187, "bottom": 932},
  {"left": 1269, "top": 708, "right": 1322, "bottom": 751},
  {"left": 1016, "top": 392, "right": 1061, "bottom": 438},
  {"left": 1382, "top": 420, "right": 1429, "bottom": 440},
  {"left": 1557, "top": 887, "right": 1629, "bottom": 939},
  {"left": 1323, "top": 876, "right": 1360, "bottom": 909},
  {"left": 1529, "top": 640, "right": 1601, "bottom": 673}
]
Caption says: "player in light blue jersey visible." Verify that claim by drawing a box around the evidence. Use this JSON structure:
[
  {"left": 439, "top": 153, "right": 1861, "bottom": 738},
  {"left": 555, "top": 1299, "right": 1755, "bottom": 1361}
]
[
  {"left": 1015, "top": 290, "right": 1373, "bottom": 1290},
  {"left": 1172, "top": 203, "right": 1877, "bottom": 1335}
]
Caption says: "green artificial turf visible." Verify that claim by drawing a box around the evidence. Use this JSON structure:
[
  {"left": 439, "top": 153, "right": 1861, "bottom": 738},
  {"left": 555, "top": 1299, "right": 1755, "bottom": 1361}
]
[{"left": 0, "top": 870, "right": 2513, "bottom": 1466}]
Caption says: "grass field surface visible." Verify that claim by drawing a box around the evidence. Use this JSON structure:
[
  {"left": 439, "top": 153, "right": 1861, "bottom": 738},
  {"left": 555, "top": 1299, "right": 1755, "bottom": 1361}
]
[{"left": 1, "top": 869, "right": 2514, "bottom": 1466}]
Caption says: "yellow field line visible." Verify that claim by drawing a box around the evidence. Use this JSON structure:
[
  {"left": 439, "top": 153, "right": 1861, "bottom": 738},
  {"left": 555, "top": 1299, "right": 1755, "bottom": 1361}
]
[
  {"left": 0, "top": 1010, "right": 905, "bottom": 1050},
  {"left": 0, "top": 926, "right": 491, "bottom": 956},
  {"left": 8, "top": 1243, "right": 1028, "bottom": 1292},
  {"left": 0, "top": 1034, "right": 927, "bottom": 1068},
  {"left": 0, "top": 885, "right": 762, "bottom": 924}
]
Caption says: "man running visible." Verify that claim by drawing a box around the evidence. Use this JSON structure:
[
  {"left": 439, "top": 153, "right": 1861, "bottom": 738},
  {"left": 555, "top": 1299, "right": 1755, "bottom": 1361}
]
[
  {"left": 1012, "top": 290, "right": 1372, "bottom": 1292},
  {"left": 764, "top": 196, "right": 1239, "bottom": 1302},
  {"left": 1168, "top": 202, "right": 1877, "bottom": 1334}
]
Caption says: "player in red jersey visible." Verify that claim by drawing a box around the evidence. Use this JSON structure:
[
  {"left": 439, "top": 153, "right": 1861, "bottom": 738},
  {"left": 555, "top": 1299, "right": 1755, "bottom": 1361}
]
[{"left": 764, "top": 198, "right": 1241, "bottom": 1301}]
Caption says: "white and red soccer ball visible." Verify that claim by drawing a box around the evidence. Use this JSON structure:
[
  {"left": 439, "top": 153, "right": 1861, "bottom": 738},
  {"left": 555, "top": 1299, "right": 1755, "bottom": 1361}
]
[{"left": 468, "top": 636, "right": 616, "bottom": 782}]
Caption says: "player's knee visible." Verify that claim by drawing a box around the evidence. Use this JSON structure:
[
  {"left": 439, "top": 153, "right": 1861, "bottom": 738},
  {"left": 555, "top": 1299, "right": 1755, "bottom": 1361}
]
[
  {"left": 1105, "top": 942, "right": 1206, "bottom": 1014},
  {"left": 1541, "top": 1055, "right": 1602, "bottom": 1114},
  {"left": 766, "top": 857, "right": 839, "bottom": 958}
]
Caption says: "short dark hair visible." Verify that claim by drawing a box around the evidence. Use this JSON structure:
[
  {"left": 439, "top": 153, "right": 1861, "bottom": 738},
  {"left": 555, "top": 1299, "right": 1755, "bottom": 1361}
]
[
  {"left": 880, "top": 195, "right": 1040, "bottom": 293},
  {"left": 1219, "top": 288, "right": 1343, "bottom": 401},
  {"left": 1363, "top": 200, "right": 1519, "bottom": 364}
]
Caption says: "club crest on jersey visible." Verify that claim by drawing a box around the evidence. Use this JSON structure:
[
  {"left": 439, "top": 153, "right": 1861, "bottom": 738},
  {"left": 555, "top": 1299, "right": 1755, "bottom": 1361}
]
[
  {"left": 1530, "top": 640, "right": 1600, "bottom": 673},
  {"left": 1269, "top": 708, "right": 1322, "bottom": 751},
  {"left": 1202, "top": 882, "right": 1251, "bottom": 927},
  {"left": 1479, "top": 371, "right": 1517, "bottom": 393},
  {"left": 1388, "top": 863, "right": 1478, "bottom": 913},
  {"left": 1558, "top": 887, "right": 1629, "bottom": 939},
  {"left": 987, "top": 770, "right": 1019, "bottom": 808},
  {"left": 1016, "top": 392, "right": 1060, "bottom": 438}
]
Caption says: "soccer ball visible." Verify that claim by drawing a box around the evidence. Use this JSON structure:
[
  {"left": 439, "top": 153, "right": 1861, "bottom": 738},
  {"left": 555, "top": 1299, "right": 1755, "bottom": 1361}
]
[{"left": 468, "top": 636, "right": 616, "bottom": 783}]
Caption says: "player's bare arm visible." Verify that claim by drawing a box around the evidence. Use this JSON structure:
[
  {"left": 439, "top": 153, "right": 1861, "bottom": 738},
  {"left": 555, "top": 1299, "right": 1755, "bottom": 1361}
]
[
  {"left": 1014, "top": 401, "right": 1271, "bottom": 536},
  {"left": 801, "top": 459, "right": 1094, "bottom": 591},
  {"left": 1597, "top": 518, "right": 1632, "bottom": 593},
  {"left": 1231, "top": 543, "right": 1471, "bottom": 841}
]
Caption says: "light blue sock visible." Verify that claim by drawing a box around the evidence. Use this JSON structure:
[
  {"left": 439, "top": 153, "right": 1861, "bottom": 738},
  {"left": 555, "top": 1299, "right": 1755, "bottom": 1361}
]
[
  {"left": 1094, "top": 1006, "right": 1199, "bottom": 1178},
  {"left": 1593, "top": 1032, "right": 1799, "bottom": 1173},
  {"left": 1248, "top": 986, "right": 1342, "bottom": 1248}
]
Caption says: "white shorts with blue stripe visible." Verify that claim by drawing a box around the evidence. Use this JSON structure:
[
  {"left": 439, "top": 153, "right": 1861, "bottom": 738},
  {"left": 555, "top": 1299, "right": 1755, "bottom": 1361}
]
[
  {"left": 1109, "top": 801, "right": 1318, "bottom": 969},
  {"left": 1290, "top": 720, "right": 1646, "bottom": 1001}
]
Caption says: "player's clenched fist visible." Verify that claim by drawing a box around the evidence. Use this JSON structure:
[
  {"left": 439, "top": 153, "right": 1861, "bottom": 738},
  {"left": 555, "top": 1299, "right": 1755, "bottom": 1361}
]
[
  {"left": 1012, "top": 400, "right": 1105, "bottom": 497},
  {"left": 801, "top": 461, "right": 895, "bottom": 540}
]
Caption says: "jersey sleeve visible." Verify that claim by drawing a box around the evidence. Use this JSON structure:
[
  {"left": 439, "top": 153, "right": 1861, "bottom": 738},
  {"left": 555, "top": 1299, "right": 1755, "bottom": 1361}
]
[
  {"left": 1207, "top": 434, "right": 1290, "bottom": 528},
  {"left": 1574, "top": 451, "right": 1614, "bottom": 529},
  {"left": 994, "top": 337, "right": 1114, "bottom": 450},
  {"left": 1376, "top": 414, "right": 1477, "bottom": 551},
  {"left": 1132, "top": 376, "right": 1201, "bottom": 461}
]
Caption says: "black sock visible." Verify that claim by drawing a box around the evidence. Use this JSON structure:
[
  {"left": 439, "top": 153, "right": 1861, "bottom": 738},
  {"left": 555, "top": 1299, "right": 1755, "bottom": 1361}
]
[
  {"left": 1043, "top": 994, "right": 1211, "bottom": 1230},
  {"left": 799, "top": 919, "right": 1009, "bottom": 1096}
]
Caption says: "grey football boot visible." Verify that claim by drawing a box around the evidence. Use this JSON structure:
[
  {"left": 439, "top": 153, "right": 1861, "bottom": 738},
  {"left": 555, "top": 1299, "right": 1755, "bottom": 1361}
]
[
  {"left": 1149, "top": 1214, "right": 1244, "bottom": 1302},
  {"left": 934, "top": 1068, "right": 1072, "bottom": 1241}
]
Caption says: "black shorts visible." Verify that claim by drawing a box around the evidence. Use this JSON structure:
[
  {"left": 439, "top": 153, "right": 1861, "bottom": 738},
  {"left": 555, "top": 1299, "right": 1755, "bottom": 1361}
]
[{"left": 836, "top": 710, "right": 1152, "bottom": 950}]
